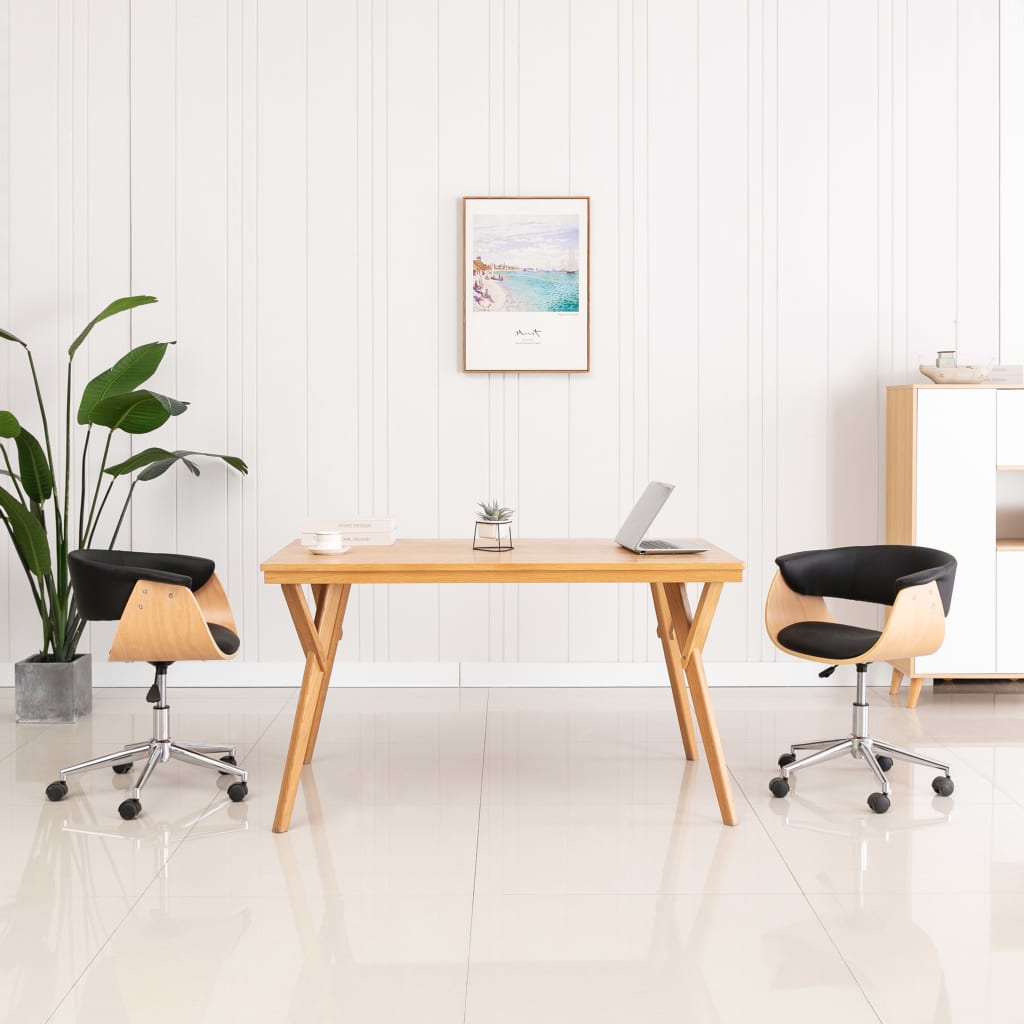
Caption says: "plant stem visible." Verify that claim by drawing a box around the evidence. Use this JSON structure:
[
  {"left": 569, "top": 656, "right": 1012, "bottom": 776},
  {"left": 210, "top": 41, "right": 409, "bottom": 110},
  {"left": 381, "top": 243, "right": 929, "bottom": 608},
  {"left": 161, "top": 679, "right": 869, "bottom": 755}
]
[
  {"left": 109, "top": 478, "right": 137, "bottom": 549},
  {"left": 82, "top": 430, "right": 113, "bottom": 544},
  {"left": 78, "top": 427, "right": 91, "bottom": 545}
]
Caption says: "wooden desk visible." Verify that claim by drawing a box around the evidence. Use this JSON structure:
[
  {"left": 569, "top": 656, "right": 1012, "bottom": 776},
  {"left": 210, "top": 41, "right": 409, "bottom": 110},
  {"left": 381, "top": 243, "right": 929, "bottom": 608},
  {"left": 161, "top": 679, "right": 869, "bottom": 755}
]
[{"left": 260, "top": 539, "right": 745, "bottom": 832}]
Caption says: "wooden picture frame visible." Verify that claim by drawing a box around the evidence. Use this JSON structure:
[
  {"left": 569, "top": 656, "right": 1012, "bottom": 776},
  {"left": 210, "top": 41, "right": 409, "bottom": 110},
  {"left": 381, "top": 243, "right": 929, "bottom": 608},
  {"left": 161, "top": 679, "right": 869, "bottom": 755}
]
[{"left": 462, "top": 196, "right": 590, "bottom": 372}]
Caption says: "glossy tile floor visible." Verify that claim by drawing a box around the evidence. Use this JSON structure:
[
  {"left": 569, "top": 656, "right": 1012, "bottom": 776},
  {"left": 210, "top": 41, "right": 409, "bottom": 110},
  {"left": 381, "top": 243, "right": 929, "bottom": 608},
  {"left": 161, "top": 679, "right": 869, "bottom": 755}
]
[{"left": 2, "top": 682, "right": 1023, "bottom": 1023}]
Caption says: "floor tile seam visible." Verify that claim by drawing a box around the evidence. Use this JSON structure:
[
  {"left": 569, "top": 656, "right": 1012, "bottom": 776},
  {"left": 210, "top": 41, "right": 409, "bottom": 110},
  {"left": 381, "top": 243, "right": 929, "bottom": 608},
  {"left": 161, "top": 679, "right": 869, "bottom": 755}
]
[
  {"left": 0, "top": 721, "right": 50, "bottom": 764},
  {"left": 802, "top": 895, "right": 885, "bottom": 1023},
  {"left": 233, "top": 693, "right": 301, "bottom": 762},
  {"left": 41, "top": 834, "right": 190, "bottom": 1024},
  {"left": 463, "top": 687, "right": 491, "bottom": 1024}
]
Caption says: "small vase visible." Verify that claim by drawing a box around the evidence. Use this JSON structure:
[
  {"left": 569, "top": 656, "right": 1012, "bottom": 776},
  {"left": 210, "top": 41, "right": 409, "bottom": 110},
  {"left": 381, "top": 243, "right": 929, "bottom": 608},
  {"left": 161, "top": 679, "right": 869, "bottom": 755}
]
[
  {"left": 15, "top": 653, "right": 93, "bottom": 723},
  {"left": 473, "top": 521, "right": 513, "bottom": 551}
]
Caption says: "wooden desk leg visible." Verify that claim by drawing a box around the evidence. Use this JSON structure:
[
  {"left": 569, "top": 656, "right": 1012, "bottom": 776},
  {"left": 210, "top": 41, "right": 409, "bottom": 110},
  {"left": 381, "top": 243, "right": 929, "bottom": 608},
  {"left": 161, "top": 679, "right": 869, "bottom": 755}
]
[
  {"left": 666, "top": 581, "right": 738, "bottom": 826},
  {"left": 304, "top": 583, "right": 351, "bottom": 763},
  {"left": 651, "top": 583, "right": 698, "bottom": 760},
  {"left": 273, "top": 583, "right": 348, "bottom": 834}
]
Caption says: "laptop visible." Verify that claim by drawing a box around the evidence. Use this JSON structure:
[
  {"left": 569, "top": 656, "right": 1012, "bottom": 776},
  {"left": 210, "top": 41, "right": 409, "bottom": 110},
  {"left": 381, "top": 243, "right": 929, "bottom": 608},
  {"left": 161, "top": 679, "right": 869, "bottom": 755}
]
[{"left": 615, "top": 482, "right": 707, "bottom": 554}]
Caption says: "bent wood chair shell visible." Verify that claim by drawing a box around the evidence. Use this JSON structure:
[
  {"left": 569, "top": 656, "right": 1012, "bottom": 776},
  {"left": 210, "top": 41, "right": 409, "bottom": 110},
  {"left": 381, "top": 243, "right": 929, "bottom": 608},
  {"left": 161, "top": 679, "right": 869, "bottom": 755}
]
[
  {"left": 109, "top": 573, "right": 239, "bottom": 663},
  {"left": 764, "top": 570, "right": 946, "bottom": 667}
]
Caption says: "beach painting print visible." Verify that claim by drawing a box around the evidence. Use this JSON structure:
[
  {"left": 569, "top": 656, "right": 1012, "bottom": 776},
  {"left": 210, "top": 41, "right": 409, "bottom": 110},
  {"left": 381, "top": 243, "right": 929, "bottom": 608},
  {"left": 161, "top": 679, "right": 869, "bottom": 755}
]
[{"left": 463, "top": 196, "right": 589, "bottom": 372}]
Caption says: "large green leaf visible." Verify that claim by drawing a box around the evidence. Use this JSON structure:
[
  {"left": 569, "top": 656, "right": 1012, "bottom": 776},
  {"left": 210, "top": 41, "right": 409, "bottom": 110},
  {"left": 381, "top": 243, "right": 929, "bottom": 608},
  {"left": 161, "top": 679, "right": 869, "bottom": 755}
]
[
  {"left": 14, "top": 429, "right": 53, "bottom": 503},
  {"left": 89, "top": 390, "right": 189, "bottom": 434},
  {"left": 105, "top": 447, "right": 249, "bottom": 480},
  {"left": 0, "top": 411, "right": 20, "bottom": 438},
  {"left": 0, "top": 485, "right": 51, "bottom": 575},
  {"left": 77, "top": 342, "right": 171, "bottom": 424},
  {"left": 0, "top": 327, "right": 27, "bottom": 348},
  {"left": 68, "top": 295, "right": 158, "bottom": 360}
]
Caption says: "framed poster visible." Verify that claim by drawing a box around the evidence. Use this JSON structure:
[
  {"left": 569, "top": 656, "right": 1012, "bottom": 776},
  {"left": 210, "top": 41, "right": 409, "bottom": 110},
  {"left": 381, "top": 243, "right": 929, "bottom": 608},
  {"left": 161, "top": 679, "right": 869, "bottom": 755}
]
[{"left": 463, "top": 196, "right": 590, "bottom": 372}]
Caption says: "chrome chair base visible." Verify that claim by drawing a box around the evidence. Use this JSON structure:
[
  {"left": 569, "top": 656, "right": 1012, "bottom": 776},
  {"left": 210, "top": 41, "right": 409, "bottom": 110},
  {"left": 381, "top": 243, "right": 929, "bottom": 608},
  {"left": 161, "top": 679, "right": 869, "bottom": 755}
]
[
  {"left": 769, "top": 664, "right": 954, "bottom": 813},
  {"left": 45, "top": 664, "right": 248, "bottom": 820}
]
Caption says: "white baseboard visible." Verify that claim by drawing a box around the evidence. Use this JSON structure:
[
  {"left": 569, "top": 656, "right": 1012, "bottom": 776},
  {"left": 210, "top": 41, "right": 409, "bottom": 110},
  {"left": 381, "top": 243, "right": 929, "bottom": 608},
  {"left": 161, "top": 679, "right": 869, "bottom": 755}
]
[{"left": 0, "top": 659, "right": 891, "bottom": 688}]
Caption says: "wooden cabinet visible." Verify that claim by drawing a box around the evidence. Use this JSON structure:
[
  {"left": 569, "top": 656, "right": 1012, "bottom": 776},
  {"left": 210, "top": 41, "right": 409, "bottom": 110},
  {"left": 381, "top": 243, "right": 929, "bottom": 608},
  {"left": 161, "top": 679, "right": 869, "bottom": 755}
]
[{"left": 887, "top": 384, "right": 1024, "bottom": 703}]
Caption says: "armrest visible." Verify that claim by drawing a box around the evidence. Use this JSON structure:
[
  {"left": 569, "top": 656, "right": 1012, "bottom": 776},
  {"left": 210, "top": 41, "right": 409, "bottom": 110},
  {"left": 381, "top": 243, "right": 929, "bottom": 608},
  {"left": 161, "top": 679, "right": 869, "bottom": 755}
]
[
  {"left": 109, "top": 578, "right": 238, "bottom": 662},
  {"left": 193, "top": 573, "right": 238, "bottom": 634},
  {"left": 860, "top": 580, "right": 945, "bottom": 663}
]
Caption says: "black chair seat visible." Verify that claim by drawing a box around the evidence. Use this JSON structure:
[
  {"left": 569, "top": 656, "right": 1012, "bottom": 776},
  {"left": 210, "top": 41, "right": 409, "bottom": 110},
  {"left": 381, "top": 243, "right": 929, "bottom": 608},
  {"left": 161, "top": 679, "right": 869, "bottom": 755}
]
[
  {"left": 208, "top": 623, "right": 240, "bottom": 656},
  {"left": 777, "top": 620, "right": 882, "bottom": 660}
]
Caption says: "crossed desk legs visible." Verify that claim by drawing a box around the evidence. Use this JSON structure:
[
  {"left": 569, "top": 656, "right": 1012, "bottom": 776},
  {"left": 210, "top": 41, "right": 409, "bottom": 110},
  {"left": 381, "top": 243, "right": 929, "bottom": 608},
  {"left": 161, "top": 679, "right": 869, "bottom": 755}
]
[
  {"left": 650, "top": 581, "right": 737, "bottom": 826},
  {"left": 272, "top": 579, "right": 737, "bottom": 833}
]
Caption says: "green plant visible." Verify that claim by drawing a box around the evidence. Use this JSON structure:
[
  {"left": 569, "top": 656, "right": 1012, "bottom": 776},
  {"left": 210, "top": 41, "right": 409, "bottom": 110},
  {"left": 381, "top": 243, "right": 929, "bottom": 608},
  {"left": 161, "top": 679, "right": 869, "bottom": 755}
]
[
  {"left": 476, "top": 499, "right": 514, "bottom": 523},
  {"left": 0, "top": 296, "right": 248, "bottom": 662}
]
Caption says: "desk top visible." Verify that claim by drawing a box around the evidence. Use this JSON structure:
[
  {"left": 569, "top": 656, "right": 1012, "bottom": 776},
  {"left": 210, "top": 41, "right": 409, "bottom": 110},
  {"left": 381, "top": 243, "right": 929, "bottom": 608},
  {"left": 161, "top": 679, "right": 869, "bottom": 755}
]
[{"left": 261, "top": 538, "right": 744, "bottom": 585}]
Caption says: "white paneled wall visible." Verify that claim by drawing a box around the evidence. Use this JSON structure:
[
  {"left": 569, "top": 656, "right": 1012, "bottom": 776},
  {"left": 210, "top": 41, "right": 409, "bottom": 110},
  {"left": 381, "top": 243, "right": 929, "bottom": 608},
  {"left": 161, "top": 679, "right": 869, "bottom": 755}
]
[{"left": 0, "top": 0, "right": 1004, "bottom": 683}]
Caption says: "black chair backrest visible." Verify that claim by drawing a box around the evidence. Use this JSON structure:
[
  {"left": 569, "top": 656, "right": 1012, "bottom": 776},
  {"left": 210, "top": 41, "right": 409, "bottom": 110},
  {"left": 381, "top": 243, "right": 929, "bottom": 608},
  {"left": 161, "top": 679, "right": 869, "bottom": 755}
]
[
  {"left": 775, "top": 544, "right": 957, "bottom": 615},
  {"left": 69, "top": 550, "right": 217, "bottom": 622}
]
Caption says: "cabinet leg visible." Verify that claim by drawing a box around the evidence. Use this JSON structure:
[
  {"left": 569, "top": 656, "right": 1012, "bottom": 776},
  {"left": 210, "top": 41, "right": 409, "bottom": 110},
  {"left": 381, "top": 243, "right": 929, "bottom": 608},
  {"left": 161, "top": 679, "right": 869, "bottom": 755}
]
[
  {"left": 889, "top": 667, "right": 904, "bottom": 696},
  {"left": 906, "top": 676, "right": 925, "bottom": 708}
]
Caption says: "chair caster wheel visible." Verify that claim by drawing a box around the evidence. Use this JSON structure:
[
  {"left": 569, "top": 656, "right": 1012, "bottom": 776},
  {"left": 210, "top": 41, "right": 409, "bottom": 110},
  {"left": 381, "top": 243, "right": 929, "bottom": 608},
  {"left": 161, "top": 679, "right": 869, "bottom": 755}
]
[
  {"left": 112, "top": 763, "right": 133, "bottom": 775},
  {"left": 769, "top": 777, "right": 790, "bottom": 798},
  {"left": 118, "top": 798, "right": 142, "bottom": 820},
  {"left": 932, "top": 775, "right": 954, "bottom": 797},
  {"left": 867, "top": 792, "right": 890, "bottom": 814},
  {"left": 875, "top": 755, "right": 893, "bottom": 773},
  {"left": 778, "top": 752, "right": 797, "bottom": 768},
  {"left": 45, "top": 780, "right": 68, "bottom": 802},
  {"left": 227, "top": 781, "right": 248, "bottom": 803},
  {"left": 218, "top": 754, "right": 238, "bottom": 775}
]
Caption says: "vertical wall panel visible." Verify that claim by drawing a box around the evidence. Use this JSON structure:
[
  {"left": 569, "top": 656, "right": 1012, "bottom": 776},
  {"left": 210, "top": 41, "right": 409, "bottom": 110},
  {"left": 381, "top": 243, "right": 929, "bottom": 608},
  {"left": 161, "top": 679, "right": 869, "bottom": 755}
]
[
  {"left": 129, "top": 2, "right": 178, "bottom": 555},
  {"left": 1002, "top": 0, "right": 1024, "bottom": 360},
  {"left": 0, "top": 0, "right": 10, "bottom": 664},
  {"left": 759, "top": 0, "right": 780, "bottom": 659},
  {"left": 514, "top": 0, "right": 572, "bottom": 662},
  {"left": 567, "top": 0, "right": 623, "bottom": 664},
  {"left": 776, "top": 0, "right": 829, "bottom": 566},
  {"left": 698, "top": 0, "right": 750, "bottom": 660},
  {"left": 906, "top": 0, "right": 958, "bottom": 364},
  {"left": 177, "top": 0, "right": 231, "bottom": 573},
  {"left": 307, "top": 0, "right": 363, "bottom": 663},
  {"left": 957, "top": 0, "right": 1000, "bottom": 363},
  {"left": 438, "top": 0, "right": 491, "bottom": 664},
  {"left": 647, "top": 0, "right": 700, "bottom": 657},
  {"left": 615, "top": 0, "right": 638, "bottom": 663},
  {"left": 828, "top": 0, "right": 879, "bottom": 554},
  {"left": 255, "top": 0, "right": 308, "bottom": 660},
  {"left": 7, "top": 0, "right": 62, "bottom": 660},
  {"left": 386, "top": 0, "right": 440, "bottom": 660}
]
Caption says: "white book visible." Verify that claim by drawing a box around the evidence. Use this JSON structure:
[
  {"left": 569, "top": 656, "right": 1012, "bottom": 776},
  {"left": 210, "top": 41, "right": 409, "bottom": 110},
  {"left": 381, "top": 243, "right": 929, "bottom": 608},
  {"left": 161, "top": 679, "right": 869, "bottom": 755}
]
[
  {"left": 302, "top": 527, "right": 398, "bottom": 547},
  {"left": 304, "top": 516, "right": 395, "bottom": 533}
]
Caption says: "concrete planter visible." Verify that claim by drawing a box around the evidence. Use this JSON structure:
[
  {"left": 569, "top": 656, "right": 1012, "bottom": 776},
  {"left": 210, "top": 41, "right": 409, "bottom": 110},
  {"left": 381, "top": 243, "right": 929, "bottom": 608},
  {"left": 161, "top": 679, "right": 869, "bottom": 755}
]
[{"left": 15, "top": 653, "right": 92, "bottom": 723}]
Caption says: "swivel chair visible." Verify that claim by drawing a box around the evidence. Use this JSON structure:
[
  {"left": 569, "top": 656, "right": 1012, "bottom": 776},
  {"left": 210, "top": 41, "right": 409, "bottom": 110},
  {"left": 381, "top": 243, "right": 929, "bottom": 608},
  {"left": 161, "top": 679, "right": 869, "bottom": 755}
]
[
  {"left": 765, "top": 544, "right": 957, "bottom": 814},
  {"left": 45, "top": 549, "right": 249, "bottom": 820}
]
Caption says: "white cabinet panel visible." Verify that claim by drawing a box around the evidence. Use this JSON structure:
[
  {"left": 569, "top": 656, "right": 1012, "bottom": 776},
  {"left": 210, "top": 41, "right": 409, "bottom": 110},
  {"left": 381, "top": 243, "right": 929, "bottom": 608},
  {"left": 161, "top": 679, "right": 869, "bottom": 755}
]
[
  {"left": 996, "top": 551, "right": 1024, "bottom": 672},
  {"left": 915, "top": 388, "right": 996, "bottom": 674},
  {"left": 997, "top": 391, "right": 1024, "bottom": 465}
]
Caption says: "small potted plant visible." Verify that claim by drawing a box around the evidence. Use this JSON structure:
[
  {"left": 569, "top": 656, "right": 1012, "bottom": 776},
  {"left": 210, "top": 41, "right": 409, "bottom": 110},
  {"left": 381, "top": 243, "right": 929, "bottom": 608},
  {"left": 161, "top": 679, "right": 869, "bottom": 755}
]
[{"left": 474, "top": 499, "right": 514, "bottom": 552}]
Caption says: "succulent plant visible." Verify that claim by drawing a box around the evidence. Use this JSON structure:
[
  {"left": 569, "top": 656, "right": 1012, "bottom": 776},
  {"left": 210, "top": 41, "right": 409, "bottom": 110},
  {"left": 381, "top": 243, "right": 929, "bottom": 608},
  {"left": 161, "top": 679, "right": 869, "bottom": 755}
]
[{"left": 476, "top": 499, "right": 514, "bottom": 523}]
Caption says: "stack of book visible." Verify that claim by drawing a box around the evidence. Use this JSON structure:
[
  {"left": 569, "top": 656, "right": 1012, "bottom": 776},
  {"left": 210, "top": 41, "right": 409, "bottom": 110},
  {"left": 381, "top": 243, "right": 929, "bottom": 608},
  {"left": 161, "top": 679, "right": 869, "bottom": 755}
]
[{"left": 301, "top": 517, "right": 397, "bottom": 547}]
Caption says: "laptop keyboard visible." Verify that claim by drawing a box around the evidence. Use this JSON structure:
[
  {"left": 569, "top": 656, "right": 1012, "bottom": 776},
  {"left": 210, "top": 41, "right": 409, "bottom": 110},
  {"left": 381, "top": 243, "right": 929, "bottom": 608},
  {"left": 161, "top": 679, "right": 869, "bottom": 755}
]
[{"left": 640, "top": 539, "right": 675, "bottom": 550}]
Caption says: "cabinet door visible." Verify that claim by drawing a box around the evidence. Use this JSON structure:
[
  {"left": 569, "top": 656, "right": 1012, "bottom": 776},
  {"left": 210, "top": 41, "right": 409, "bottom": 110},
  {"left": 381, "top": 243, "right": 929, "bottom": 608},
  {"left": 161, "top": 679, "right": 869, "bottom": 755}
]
[
  {"left": 915, "top": 388, "right": 996, "bottom": 674},
  {"left": 997, "top": 391, "right": 1024, "bottom": 466},
  {"left": 997, "top": 551, "right": 1024, "bottom": 672}
]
